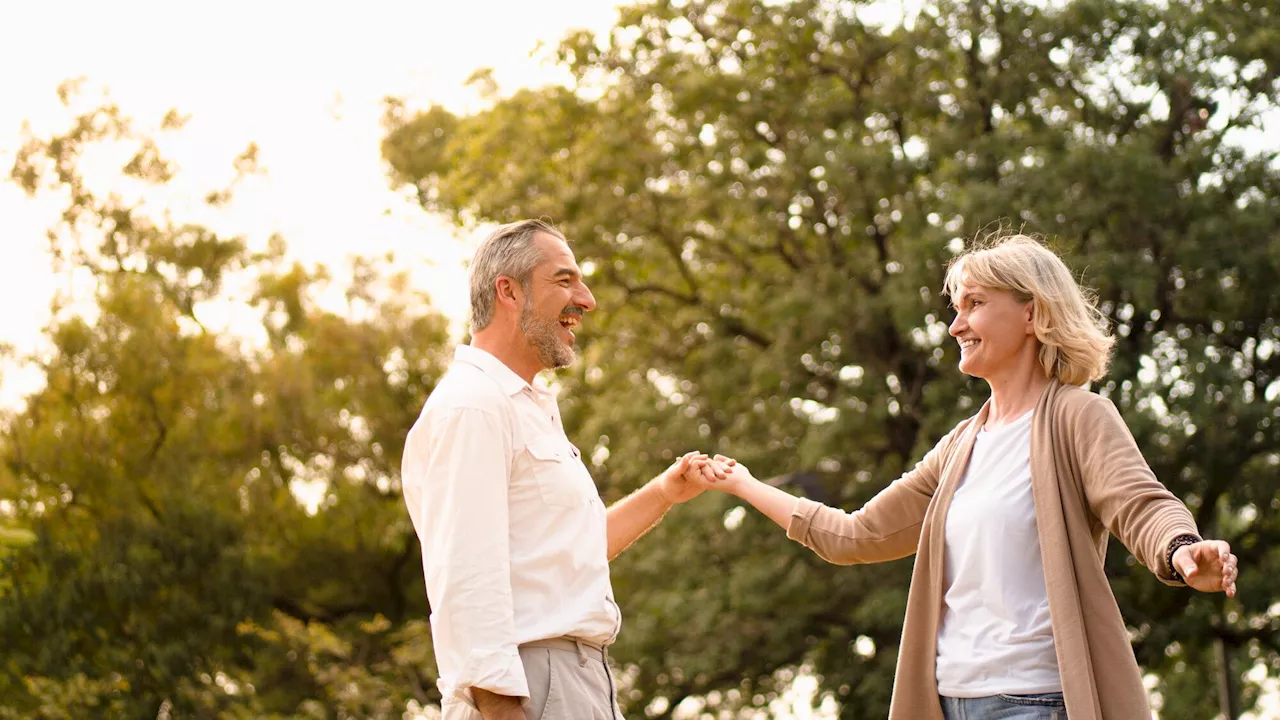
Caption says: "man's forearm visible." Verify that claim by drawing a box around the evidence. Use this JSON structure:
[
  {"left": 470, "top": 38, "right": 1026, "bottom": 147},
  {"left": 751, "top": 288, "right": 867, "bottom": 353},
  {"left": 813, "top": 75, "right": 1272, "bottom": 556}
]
[
  {"left": 605, "top": 479, "right": 673, "bottom": 560},
  {"left": 473, "top": 687, "right": 526, "bottom": 720}
]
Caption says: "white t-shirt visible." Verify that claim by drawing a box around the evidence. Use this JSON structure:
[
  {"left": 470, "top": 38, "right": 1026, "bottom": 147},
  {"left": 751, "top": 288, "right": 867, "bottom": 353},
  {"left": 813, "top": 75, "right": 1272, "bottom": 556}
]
[{"left": 935, "top": 410, "right": 1063, "bottom": 698}]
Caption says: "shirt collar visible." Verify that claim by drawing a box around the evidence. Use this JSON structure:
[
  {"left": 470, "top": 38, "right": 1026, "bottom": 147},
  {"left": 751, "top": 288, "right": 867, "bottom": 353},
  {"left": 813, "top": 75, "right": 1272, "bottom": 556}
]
[{"left": 454, "top": 344, "right": 534, "bottom": 397}]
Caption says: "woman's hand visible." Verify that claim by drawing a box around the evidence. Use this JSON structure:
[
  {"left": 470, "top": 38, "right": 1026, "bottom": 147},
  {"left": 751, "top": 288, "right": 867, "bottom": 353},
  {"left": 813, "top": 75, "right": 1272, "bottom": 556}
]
[
  {"left": 1173, "top": 540, "right": 1238, "bottom": 597},
  {"left": 701, "top": 455, "right": 801, "bottom": 531},
  {"left": 699, "top": 454, "right": 753, "bottom": 496}
]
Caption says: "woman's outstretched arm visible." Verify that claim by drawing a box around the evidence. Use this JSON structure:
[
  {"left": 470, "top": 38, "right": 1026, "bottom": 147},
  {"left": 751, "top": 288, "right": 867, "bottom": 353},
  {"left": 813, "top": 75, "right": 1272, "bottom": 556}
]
[
  {"left": 708, "top": 458, "right": 803, "bottom": 530},
  {"left": 705, "top": 423, "right": 966, "bottom": 565}
]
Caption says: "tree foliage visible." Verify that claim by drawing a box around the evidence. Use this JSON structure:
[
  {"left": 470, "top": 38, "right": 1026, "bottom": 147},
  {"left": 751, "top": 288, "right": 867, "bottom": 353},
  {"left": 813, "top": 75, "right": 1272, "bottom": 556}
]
[
  {"left": 381, "top": 0, "right": 1280, "bottom": 717},
  {"left": 2, "top": 90, "right": 452, "bottom": 718}
]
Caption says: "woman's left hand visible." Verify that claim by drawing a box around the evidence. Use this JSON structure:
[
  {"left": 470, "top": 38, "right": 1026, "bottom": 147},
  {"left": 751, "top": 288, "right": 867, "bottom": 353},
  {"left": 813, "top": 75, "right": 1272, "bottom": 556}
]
[{"left": 1173, "top": 540, "right": 1238, "bottom": 597}]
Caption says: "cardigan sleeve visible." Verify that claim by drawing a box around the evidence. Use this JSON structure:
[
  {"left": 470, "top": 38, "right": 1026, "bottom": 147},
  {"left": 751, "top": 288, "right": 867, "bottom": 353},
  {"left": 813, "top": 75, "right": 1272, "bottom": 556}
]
[
  {"left": 1071, "top": 394, "right": 1200, "bottom": 586},
  {"left": 785, "top": 423, "right": 961, "bottom": 565}
]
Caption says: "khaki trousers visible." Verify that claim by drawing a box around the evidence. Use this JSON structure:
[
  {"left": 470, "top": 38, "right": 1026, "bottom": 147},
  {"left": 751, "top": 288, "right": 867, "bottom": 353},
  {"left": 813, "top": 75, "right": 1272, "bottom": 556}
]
[{"left": 518, "top": 637, "right": 623, "bottom": 720}]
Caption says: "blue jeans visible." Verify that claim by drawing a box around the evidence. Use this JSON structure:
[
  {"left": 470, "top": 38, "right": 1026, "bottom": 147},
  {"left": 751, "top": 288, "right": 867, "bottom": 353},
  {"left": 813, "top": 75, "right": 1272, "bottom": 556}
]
[{"left": 939, "top": 692, "right": 1067, "bottom": 720}]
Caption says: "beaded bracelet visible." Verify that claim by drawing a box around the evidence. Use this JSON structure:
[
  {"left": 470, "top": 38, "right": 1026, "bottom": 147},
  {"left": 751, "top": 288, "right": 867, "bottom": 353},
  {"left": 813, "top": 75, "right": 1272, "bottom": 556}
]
[{"left": 1166, "top": 534, "right": 1202, "bottom": 584}]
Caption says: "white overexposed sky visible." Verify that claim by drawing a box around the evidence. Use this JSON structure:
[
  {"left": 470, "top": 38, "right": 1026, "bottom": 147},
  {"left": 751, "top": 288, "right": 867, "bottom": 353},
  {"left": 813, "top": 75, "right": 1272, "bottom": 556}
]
[{"left": 0, "top": 0, "right": 625, "bottom": 408}]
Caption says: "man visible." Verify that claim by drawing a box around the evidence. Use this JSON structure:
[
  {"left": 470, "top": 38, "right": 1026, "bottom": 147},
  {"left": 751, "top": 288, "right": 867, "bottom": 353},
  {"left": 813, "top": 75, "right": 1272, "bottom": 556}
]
[{"left": 401, "top": 219, "right": 721, "bottom": 719}]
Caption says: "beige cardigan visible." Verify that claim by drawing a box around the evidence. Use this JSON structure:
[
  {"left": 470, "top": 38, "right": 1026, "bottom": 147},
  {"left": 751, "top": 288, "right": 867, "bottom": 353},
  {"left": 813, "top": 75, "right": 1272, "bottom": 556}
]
[{"left": 786, "top": 380, "right": 1199, "bottom": 720}]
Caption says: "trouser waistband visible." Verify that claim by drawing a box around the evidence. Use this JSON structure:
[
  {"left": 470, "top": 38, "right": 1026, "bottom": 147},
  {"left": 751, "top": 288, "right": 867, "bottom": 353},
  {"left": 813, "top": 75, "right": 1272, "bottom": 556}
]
[{"left": 519, "top": 637, "right": 607, "bottom": 666}]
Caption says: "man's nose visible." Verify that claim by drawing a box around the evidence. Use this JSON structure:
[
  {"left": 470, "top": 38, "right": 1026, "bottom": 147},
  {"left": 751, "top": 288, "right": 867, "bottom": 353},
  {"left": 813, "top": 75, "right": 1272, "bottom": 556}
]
[{"left": 575, "top": 283, "right": 597, "bottom": 313}]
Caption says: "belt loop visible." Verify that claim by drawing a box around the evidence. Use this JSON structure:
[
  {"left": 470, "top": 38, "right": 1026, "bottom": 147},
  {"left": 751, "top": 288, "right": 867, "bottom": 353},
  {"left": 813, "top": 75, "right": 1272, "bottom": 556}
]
[{"left": 575, "top": 638, "right": 588, "bottom": 667}]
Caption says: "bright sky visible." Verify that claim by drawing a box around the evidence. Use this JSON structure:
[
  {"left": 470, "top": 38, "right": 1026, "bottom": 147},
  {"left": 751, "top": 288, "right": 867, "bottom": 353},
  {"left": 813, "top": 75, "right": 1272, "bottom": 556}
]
[{"left": 0, "top": 0, "right": 624, "bottom": 408}]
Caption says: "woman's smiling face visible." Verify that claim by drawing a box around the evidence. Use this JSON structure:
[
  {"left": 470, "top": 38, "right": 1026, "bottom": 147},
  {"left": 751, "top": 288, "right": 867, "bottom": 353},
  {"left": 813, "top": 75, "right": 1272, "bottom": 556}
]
[{"left": 948, "top": 282, "right": 1037, "bottom": 380}]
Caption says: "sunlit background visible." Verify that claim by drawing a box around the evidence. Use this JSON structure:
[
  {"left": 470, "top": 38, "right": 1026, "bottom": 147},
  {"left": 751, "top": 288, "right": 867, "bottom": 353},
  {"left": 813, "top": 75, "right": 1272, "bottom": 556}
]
[
  {"left": 2, "top": 1, "right": 1276, "bottom": 718},
  {"left": 0, "top": 0, "right": 625, "bottom": 407}
]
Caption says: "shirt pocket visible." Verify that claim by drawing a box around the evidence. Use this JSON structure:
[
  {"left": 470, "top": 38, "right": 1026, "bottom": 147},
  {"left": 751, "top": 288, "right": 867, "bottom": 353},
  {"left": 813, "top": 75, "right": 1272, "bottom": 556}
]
[{"left": 524, "top": 434, "right": 586, "bottom": 508}]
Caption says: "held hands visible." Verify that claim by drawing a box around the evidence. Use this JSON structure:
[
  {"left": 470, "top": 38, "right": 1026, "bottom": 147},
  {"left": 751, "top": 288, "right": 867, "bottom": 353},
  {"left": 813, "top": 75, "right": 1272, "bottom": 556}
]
[
  {"left": 656, "top": 452, "right": 758, "bottom": 504},
  {"left": 656, "top": 452, "right": 728, "bottom": 504},
  {"left": 1172, "top": 540, "right": 1239, "bottom": 597}
]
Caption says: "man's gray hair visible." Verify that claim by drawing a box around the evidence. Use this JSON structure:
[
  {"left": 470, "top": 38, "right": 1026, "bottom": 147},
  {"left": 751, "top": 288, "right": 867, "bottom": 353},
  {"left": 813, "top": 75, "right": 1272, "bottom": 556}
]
[{"left": 469, "top": 219, "right": 565, "bottom": 331}]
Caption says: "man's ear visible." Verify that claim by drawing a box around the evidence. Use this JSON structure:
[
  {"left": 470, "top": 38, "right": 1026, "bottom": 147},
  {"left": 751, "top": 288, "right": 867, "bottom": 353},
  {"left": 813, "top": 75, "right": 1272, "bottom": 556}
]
[{"left": 495, "top": 276, "right": 522, "bottom": 311}]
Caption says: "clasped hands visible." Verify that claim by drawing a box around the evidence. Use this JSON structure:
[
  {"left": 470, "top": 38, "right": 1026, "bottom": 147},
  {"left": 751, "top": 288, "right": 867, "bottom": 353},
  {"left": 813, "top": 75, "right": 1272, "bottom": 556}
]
[{"left": 656, "top": 452, "right": 749, "bottom": 504}]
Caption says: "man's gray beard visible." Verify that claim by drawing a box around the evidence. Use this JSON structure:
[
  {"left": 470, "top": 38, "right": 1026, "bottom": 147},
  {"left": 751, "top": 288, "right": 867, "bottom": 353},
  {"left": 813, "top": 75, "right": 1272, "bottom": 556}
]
[{"left": 520, "top": 304, "right": 575, "bottom": 369}]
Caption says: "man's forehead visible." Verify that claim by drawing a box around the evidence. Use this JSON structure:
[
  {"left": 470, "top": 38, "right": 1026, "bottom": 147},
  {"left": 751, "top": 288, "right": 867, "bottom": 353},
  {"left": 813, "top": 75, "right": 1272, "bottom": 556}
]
[{"left": 533, "top": 233, "right": 578, "bottom": 270}]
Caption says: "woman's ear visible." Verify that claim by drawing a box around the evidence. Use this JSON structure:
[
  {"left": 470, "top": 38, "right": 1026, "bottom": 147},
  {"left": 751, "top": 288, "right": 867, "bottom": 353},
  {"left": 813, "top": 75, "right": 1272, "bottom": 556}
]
[{"left": 1024, "top": 300, "right": 1036, "bottom": 334}]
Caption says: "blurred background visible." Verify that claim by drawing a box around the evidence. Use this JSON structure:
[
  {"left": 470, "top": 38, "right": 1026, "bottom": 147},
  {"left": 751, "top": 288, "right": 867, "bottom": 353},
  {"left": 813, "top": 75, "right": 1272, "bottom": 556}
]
[{"left": 1, "top": 0, "right": 1277, "bottom": 718}]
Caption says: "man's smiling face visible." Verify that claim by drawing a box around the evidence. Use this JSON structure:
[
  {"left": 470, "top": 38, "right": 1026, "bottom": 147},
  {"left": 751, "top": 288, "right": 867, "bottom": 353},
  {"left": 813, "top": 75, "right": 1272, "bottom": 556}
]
[{"left": 518, "top": 232, "right": 596, "bottom": 370}]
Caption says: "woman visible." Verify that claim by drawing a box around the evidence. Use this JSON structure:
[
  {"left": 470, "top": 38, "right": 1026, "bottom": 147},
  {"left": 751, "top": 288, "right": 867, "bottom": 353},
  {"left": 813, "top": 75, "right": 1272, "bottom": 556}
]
[{"left": 706, "top": 234, "right": 1238, "bottom": 720}]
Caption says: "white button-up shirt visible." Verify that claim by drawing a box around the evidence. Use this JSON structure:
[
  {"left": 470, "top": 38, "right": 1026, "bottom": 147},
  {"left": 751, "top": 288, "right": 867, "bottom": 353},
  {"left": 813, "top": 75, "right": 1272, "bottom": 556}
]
[{"left": 401, "top": 345, "right": 620, "bottom": 715}]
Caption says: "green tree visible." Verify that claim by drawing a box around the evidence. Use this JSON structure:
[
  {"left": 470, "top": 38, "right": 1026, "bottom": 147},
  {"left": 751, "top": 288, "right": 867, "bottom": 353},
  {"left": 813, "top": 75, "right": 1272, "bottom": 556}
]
[
  {"left": 382, "top": 0, "right": 1280, "bottom": 717},
  {"left": 1, "top": 89, "right": 450, "bottom": 718}
]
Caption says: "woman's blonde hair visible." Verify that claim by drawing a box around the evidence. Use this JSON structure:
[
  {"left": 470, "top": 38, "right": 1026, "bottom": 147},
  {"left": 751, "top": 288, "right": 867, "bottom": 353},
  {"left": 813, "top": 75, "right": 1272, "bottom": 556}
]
[{"left": 943, "top": 233, "right": 1115, "bottom": 385}]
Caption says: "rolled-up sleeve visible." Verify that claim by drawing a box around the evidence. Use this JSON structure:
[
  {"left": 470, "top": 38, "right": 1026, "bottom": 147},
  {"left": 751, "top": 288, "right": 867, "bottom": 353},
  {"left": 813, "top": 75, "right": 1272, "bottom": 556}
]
[{"left": 412, "top": 406, "right": 527, "bottom": 707}]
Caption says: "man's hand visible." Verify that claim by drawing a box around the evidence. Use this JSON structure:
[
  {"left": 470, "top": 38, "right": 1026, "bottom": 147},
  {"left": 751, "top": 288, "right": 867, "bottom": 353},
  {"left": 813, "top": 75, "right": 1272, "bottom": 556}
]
[
  {"left": 473, "top": 688, "right": 526, "bottom": 720},
  {"left": 1172, "top": 539, "right": 1239, "bottom": 598},
  {"left": 656, "top": 451, "right": 727, "bottom": 504}
]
